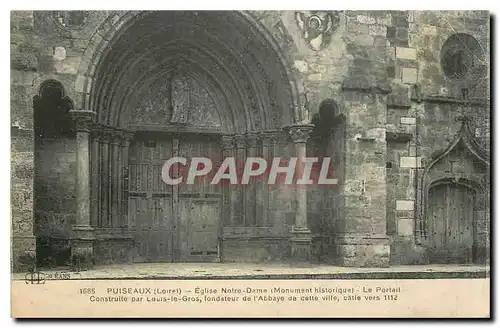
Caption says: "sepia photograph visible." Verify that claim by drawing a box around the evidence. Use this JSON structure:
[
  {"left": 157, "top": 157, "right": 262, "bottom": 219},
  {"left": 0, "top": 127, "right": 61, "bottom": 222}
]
[{"left": 9, "top": 7, "right": 491, "bottom": 318}]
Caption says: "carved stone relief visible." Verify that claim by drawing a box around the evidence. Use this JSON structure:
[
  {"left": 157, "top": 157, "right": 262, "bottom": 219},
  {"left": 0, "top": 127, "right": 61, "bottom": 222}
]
[
  {"left": 129, "top": 73, "right": 223, "bottom": 129},
  {"left": 295, "top": 11, "right": 340, "bottom": 51}
]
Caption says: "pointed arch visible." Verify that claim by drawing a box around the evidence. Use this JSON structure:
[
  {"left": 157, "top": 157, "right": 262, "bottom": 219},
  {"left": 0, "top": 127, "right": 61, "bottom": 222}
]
[{"left": 415, "top": 116, "right": 490, "bottom": 246}]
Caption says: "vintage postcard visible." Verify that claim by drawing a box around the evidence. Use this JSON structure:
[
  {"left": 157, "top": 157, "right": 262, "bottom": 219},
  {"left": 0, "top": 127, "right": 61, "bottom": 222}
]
[{"left": 10, "top": 9, "right": 490, "bottom": 318}]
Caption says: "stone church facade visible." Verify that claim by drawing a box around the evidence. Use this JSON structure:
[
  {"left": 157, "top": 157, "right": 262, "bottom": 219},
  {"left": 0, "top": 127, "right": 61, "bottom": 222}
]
[{"left": 11, "top": 10, "right": 490, "bottom": 271}]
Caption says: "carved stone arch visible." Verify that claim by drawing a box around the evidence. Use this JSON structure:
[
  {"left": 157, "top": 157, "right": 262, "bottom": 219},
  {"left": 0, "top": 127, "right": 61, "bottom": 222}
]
[
  {"left": 241, "top": 11, "right": 309, "bottom": 123},
  {"left": 34, "top": 79, "right": 75, "bottom": 138},
  {"left": 425, "top": 177, "right": 488, "bottom": 220},
  {"left": 415, "top": 116, "right": 490, "bottom": 246},
  {"left": 74, "top": 11, "right": 307, "bottom": 127},
  {"left": 103, "top": 42, "right": 249, "bottom": 132},
  {"left": 35, "top": 79, "right": 74, "bottom": 106},
  {"left": 318, "top": 98, "right": 341, "bottom": 122}
]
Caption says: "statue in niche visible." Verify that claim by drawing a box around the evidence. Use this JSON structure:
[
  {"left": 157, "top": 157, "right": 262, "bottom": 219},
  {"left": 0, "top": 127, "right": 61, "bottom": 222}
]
[{"left": 169, "top": 73, "right": 191, "bottom": 125}]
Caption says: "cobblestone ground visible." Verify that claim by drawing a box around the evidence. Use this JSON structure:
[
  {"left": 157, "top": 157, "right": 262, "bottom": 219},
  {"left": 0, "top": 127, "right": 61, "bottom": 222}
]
[{"left": 13, "top": 263, "right": 489, "bottom": 280}]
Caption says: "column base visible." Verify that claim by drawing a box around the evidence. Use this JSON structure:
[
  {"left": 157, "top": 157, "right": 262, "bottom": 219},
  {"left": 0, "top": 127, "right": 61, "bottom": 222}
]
[
  {"left": 71, "top": 226, "right": 95, "bottom": 272},
  {"left": 289, "top": 227, "right": 312, "bottom": 264},
  {"left": 333, "top": 234, "right": 390, "bottom": 267},
  {"left": 473, "top": 244, "right": 490, "bottom": 265}
]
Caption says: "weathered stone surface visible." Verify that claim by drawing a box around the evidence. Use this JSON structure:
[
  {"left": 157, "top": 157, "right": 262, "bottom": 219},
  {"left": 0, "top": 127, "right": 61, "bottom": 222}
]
[
  {"left": 387, "top": 82, "right": 411, "bottom": 107},
  {"left": 53, "top": 46, "right": 66, "bottom": 60},
  {"left": 397, "top": 219, "right": 414, "bottom": 236},
  {"left": 396, "top": 47, "right": 417, "bottom": 60},
  {"left": 400, "top": 117, "right": 417, "bottom": 125},
  {"left": 357, "top": 15, "right": 376, "bottom": 25},
  {"left": 11, "top": 53, "right": 38, "bottom": 71},
  {"left": 400, "top": 156, "right": 423, "bottom": 168},
  {"left": 420, "top": 24, "right": 437, "bottom": 35},
  {"left": 401, "top": 67, "right": 418, "bottom": 84},
  {"left": 396, "top": 200, "right": 414, "bottom": 211},
  {"left": 9, "top": 10, "right": 490, "bottom": 271}
]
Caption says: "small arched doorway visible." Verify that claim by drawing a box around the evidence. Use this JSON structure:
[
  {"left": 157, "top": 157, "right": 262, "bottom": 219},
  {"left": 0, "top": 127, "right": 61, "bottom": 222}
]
[{"left": 416, "top": 117, "right": 490, "bottom": 265}]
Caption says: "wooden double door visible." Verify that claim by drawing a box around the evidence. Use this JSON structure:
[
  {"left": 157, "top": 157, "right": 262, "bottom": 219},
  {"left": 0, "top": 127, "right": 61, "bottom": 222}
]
[
  {"left": 427, "top": 183, "right": 476, "bottom": 264},
  {"left": 127, "top": 133, "right": 222, "bottom": 262}
]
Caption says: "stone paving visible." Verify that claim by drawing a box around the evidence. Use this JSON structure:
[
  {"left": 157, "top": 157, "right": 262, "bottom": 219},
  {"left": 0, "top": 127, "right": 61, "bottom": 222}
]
[{"left": 13, "top": 263, "right": 490, "bottom": 280}]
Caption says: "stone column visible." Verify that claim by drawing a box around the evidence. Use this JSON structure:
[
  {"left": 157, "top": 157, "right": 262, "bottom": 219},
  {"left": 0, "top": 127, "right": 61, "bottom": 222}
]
[
  {"left": 121, "top": 131, "right": 134, "bottom": 228},
  {"left": 69, "top": 110, "right": 96, "bottom": 267},
  {"left": 171, "top": 136, "right": 181, "bottom": 261},
  {"left": 221, "top": 135, "right": 235, "bottom": 226},
  {"left": 260, "top": 132, "right": 274, "bottom": 227},
  {"left": 245, "top": 134, "right": 259, "bottom": 226},
  {"left": 269, "top": 131, "right": 291, "bottom": 234},
  {"left": 288, "top": 124, "right": 314, "bottom": 262},
  {"left": 110, "top": 131, "right": 122, "bottom": 227},
  {"left": 90, "top": 126, "right": 101, "bottom": 227},
  {"left": 234, "top": 135, "right": 246, "bottom": 226},
  {"left": 100, "top": 127, "right": 112, "bottom": 227}
]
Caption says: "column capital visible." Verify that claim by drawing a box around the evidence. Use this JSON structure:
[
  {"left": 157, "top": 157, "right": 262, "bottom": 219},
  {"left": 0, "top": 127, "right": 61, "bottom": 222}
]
[
  {"left": 261, "top": 131, "right": 279, "bottom": 147},
  {"left": 90, "top": 124, "right": 102, "bottom": 138},
  {"left": 287, "top": 124, "right": 315, "bottom": 144},
  {"left": 246, "top": 133, "right": 260, "bottom": 148},
  {"left": 69, "top": 110, "right": 96, "bottom": 132},
  {"left": 221, "top": 135, "right": 234, "bottom": 150},
  {"left": 101, "top": 126, "right": 115, "bottom": 140},
  {"left": 122, "top": 130, "right": 135, "bottom": 141},
  {"left": 110, "top": 130, "right": 124, "bottom": 145},
  {"left": 234, "top": 134, "right": 246, "bottom": 149}
]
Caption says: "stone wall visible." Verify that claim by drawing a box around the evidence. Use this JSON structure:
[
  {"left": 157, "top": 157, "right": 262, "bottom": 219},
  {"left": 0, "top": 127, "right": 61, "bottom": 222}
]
[
  {"left": 11, "top": 12, "right": 37, "bottom": 271},
  {"left": 34, "top": 137, "right": 76, "bottom": 266},
  {"left": 384, "top": 11, "right": 490, "bottom": 265},
  {"left": 11, "top": 10, "right": 490, "bottom": 270}
]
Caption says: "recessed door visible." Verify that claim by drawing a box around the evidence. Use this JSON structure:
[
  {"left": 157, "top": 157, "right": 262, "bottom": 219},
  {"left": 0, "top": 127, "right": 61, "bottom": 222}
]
[
  {"left": 177, "top": 135, "right": 221, "bottom": 262},
  {"left": 127, "top": 134, "right": 221, "bottom": 262},
  {"left": 128, "top": 138, "right": 174, "bottom": 262},
  {"left": 427, "top": 183, "right": 475, "bottom": 264}
]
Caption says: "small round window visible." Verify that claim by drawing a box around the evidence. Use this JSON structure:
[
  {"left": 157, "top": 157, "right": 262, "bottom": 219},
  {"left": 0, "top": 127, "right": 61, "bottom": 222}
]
[{"left": 441, "top": 33, "right": 483, "bottom": 82}]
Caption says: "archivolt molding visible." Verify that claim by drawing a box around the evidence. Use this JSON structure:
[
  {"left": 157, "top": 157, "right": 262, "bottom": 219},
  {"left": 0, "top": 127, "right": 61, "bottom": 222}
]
[{"left": 75, "top": 11, "right": 307, "bottom": 131}]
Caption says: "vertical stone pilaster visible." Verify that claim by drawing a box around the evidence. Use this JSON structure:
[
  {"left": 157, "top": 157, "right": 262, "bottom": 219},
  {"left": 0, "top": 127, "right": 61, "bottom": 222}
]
[
  {"left": 234, "top": 134, "right": 246, "bottom": 226},
  {"left": 100, "top": 127, "right": 112, "bottom": 227},
  {"left": 269, "top": 131, "right": 291, "bottom": 234},
  {"left": 260, "top": 132, "right": 273, "bottom": 227},
  {"left": 110, "top": 131, "right": 122, "bottom": 227},
  {"left": 171, "top": 136, "right": 180, "bottom": 261},
  {"left": 68, "top": 110, "right": 96, "bottom": 267},
  {"left": 288, "top": 124, "right": 314, "bottom": 262},
  {"left": 246, "top": 134, "right": 259, "bottom": 226},
  {"left": 116, "top": 132, "right": 124, "bottom": 227},
  {"left": 334, "top": 92, "right": 390, "bottom": 267},
  {"left": 121, "top": 131, "right": 134, "bottom": 228},
  {"left": 221, "top": 135, "right": 235, "bottom": 226},
  {"left": 90, "top": 126, "right": 101, "bottom": 228}
]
